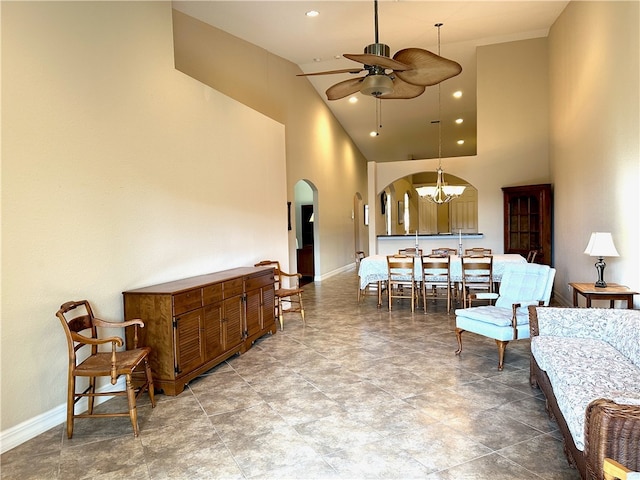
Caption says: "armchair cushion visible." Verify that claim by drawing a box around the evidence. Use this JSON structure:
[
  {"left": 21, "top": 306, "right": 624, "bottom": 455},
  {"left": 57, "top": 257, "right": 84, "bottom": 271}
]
[{"left": 456, "top": 313, "right": 531, "bottom": 341}]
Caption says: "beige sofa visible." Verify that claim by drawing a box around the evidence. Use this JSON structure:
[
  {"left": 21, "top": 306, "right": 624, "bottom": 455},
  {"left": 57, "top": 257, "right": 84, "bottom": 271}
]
[{"left": 528, "top": 306, "right": 640, "bottom": 479}]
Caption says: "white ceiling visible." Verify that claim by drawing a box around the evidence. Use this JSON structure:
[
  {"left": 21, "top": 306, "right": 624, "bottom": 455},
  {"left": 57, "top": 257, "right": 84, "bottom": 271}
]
[{"left": 172, "top": 1, "right": 569, "bottom": 163}]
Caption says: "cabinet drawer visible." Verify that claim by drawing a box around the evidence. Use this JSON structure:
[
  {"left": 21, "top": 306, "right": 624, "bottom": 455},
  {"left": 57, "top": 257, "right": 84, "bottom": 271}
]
[
  {"left": 173, "top": 289, "right": 202, "bottom": 315},
  {"left": 245, "top": 271, "right": 274, "bottom": 290},
  {"left": 223, "top": 278, "right": 243, "bottom": 298},
  {"left": 202, "top": 283, "right": 223, "bottom": 305}
]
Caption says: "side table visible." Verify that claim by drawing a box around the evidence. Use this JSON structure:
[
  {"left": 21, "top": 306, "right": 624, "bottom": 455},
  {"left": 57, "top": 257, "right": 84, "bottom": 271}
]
[{"left": 569, "top": 282, "right": 637, "bottom": 309}]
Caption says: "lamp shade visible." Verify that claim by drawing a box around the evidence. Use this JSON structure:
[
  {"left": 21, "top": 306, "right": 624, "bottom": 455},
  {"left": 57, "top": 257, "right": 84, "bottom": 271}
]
[{"left": 584, "top": 232, "right": 619, "bottom": 257}]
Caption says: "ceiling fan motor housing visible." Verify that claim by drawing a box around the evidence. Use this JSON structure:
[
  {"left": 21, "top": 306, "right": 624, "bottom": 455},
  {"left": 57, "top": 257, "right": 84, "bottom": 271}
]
[{"left": 364, "top": 43, "right": 391, "bottom": 58}]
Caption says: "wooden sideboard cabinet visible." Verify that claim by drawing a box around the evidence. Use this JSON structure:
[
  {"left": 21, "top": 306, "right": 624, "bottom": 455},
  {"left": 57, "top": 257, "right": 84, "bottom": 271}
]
[
  {"left": 123, "top": 267, "right": 275, "bottom": 395},
  {"left": 502, "top": 184, "right": 552, "bottom": 265}
]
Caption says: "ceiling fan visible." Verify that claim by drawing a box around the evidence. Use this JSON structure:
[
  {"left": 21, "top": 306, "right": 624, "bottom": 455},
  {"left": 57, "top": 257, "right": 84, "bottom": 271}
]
[{"left": 298, "top": 0, "right": 463, "bottom": 101}]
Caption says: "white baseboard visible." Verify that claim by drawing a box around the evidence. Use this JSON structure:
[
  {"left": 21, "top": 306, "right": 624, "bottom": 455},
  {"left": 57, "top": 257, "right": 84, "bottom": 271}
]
[
  {"left": 1, "top": 378, "right": 124, "bottom": 454},
  {"left": 314, "top": 262, "right": 356, "bottom": 282}
]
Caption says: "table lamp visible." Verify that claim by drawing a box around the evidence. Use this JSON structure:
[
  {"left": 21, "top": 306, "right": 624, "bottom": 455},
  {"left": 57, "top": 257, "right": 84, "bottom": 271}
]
[{"left": 584, "top": 232, "right": 619, "bottom": 288}]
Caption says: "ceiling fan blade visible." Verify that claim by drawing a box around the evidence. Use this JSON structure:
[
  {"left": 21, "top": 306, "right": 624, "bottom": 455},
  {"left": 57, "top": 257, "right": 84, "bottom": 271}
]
[
  {"left": 379, "top": 77, "right": 425, "bottom": 99},
  {"left": 343, "top": 53, "right": 409, "bottom": 72},
  {"left": 297, "top": 68, "right": 364, "bottom": 77},
  {"left": 393, "top": 48, "right": 462, "bottom": 86},
  {"left": 326, "top": 77, "right": 364, "bottom": 101}
]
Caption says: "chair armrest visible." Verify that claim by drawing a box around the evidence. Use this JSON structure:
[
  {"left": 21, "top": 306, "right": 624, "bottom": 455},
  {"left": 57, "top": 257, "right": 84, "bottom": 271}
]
[
  {"left": 93, "top": 317, "right": 145, "bottom": 329},
  {"left": 279, "top": 270, "right": 302, "bottom": 279},
  {"left": 470, "top": 293, "right": 499, "bottom": 300},
  {"left": 94, "top": 318, "right": 144, "bottom": 348},
  {"left": 71, "top": 331, "right": 123, "bottom": 348},
  {"left": 510, "top": 301, "right": 544, "bottom": 338}
]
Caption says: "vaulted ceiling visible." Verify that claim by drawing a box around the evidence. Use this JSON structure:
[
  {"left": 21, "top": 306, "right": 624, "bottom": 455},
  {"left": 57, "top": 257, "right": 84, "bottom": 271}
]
[{"left": 172, "top": 1, "right": 568, "bottom": 163}]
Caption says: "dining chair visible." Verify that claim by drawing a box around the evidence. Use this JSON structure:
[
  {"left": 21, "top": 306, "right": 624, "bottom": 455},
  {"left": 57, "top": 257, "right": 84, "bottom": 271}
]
[
  {"left": 604, "top": 458, "right": 640, "bottom": 480},
  {"left": 255, "top": 260, "right": 305, "bottom": 330},
  {"left": 356, "top": 251, "right": 383, "bottom": 303},
  {"left": 398, "top": 247, "right": 423, "bottom": 257},
  {"left": 454, "top": 263, "right": 556, "bottom": 370},
  {"left": 420, "top": 254, "right": 452, "bottom": 313},
  {"left": 464, "top": 247, "right": 492, "bottom": 255},
  {"left": 55, "top": 300, "right": 155, "bottom": 438},
  {"left": 460, "top": 254, "right": 494, "bottom": 307},
  {"left": 386, "top": 254, "right": 417, "bottom": 311},
  {"left": 432, "top": 247, "right": 456, "bottom": 256}
]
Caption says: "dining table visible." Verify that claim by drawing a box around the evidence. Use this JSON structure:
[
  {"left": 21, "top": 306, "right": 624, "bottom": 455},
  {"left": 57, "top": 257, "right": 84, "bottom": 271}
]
[{"left": 358, "top": 253, "right": 527, "bottom": 307}]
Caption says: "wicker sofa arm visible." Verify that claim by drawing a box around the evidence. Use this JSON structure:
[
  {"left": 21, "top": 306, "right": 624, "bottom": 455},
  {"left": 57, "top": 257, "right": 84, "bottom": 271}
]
[
  {"left": 584, "top": 398, "right": 640, "bottom": 479},
  {"left": 528, "top": 305, "right": 541, "bottom": 337}
]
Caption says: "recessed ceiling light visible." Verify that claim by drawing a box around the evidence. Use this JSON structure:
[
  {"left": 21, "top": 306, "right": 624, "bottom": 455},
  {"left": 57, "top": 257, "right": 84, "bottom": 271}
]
[
  {"left": 453, "top": 91, "right": 463, "bottom": 98},
  {"left": 348, "top": 96, "right": 358, "bottom": 104},
  {"left": 457, "top": 140, "right": 465, "bottom": 145},
  {"left": 305, "top": 10, "right": 319, "bottom": 17},
  {"left": 370, "top": 131, "right": 379, "bottom": 137},
  {"left": 455, "top": 118, "right": 463, "bottom": 124},
  {"left": 313, "top": 58, "right": 321, "bottom": 62}
]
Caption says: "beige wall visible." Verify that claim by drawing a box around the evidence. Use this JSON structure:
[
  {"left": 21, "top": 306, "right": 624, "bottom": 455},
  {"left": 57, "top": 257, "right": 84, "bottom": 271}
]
[
  {"left": 1, "top": 1, "right": 289, "bottom": 440},
  {"left": 549, "top": 0, "right": 639, "bottom": 305},
  {"left": 172, "top": 11, "right": 369, "bottom": 276},
  {"left": 369, "top": 37, "right": 551, "bottom": 255}
]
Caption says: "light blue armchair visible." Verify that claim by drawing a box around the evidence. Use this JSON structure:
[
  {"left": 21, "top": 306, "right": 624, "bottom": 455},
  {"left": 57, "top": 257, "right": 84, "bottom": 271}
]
[{"left": 454, "top": 263, "right": 556, "bottom": 370}]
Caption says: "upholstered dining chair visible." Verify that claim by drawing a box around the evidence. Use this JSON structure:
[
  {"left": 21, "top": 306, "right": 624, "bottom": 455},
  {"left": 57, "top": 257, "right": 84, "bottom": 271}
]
[
  {"left": 604, "top": 458, "right": 640, "bottom": 480},
  {"left": 460, "top": 254, "right": 494, "bottom": 307},
  {"left": 386, "top": 254, "right": 417, "bottom": 311},
  {"left": 420, "top": 254, "right": 451, "bottom": 313},
  {"left": 255, "top": 260, "right": 305, "bottom": 330},
  {"left": 454, "top": 263, "right": 556, "bottom": 370},
  {"left": 55, "top": 300, "right": 155, "bottom": 438}
]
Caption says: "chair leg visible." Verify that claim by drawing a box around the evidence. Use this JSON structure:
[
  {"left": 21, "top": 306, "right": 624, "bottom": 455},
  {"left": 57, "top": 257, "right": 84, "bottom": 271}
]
[
  {"left": 125, "top": 374, "right": 139, "bottom": 437},
  {"left": 277, "top": 297, "right": 284, "bottom": 330},
  {"left": 144, "top": 358, "right": 156, "bottom": 408},
  {"left": 454, "top": 328, "right": 465, "bottom": 355},
  {"left": 495, "top": 340, "right": 509, "bottom": 371},
  {"left": 87, "top": 376, "right": 96, "bottom": 415},
  {"left": 298, "top": 292, "right": 305, "bottom": 324},
  {"left": 66, "top": 374, "right": 76, "bottom": 439}
]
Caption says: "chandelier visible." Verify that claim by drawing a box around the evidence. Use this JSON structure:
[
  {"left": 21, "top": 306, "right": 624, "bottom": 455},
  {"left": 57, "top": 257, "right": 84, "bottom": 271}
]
[
  {"left": 416, "top": 167, "right": 466, "bottom": 203},
  {"left": 415, "top": 24, "right": 466, "bottom": 204}
]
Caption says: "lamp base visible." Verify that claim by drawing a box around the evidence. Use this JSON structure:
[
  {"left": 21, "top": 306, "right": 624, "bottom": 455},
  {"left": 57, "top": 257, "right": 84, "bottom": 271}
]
[{"left": 594, "top": 257, "right": 607, "bottom": 288}]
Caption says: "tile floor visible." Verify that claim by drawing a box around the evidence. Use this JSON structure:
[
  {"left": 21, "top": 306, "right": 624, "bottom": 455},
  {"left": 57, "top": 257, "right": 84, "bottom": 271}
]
[{"left": 1, "top": 269, "right": 580, "bottom": 479}]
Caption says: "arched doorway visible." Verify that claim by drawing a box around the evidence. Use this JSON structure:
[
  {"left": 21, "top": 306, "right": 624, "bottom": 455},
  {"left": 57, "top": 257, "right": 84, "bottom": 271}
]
[{"left": 294, "top": 180, "right": 316, "bottom": 284}]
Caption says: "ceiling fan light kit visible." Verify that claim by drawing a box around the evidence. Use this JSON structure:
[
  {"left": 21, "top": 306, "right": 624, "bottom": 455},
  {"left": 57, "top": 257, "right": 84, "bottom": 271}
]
[{"left": 361, "top": 74, "right": 394, "bottom": 97}]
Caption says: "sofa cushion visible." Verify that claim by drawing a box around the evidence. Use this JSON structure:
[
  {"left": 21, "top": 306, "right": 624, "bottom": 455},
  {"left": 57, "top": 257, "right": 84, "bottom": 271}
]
[
  {"left": 531, "top": 335, "right": 640, "bottom": 451},
  {"left": 603, "top": 310, "right": 640, "bottom": 369},
  {"left": 534, "top": 307, "right": 611, "bottom": 341}
]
